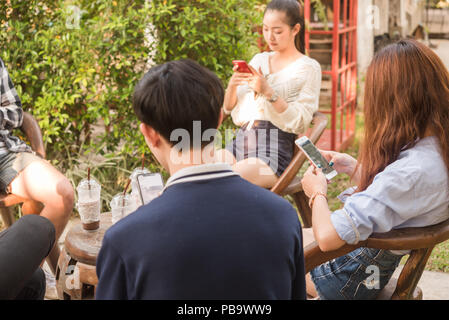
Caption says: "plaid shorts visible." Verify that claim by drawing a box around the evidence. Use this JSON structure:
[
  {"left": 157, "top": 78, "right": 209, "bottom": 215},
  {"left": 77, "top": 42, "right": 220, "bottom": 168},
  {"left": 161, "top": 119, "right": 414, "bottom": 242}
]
[{"left": 0, "top": 151, "right": 41, "bottom": 193}]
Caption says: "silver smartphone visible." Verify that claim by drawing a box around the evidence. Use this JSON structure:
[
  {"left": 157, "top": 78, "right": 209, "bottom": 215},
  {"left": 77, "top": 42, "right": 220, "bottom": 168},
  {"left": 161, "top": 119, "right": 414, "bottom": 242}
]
[
  {"left": 136, "top": 173, "right": 164, "bottom": 205},
  {"left": 295, "top": 136, "right": 338, "bottom": 180}
]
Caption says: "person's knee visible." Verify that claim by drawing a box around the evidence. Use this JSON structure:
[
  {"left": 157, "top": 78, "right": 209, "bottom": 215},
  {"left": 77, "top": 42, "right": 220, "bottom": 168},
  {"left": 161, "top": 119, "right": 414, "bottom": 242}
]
[
  {"left": 17, "top": 214, "right": 56, "bottom": 258},
  {"left": 56, "top": 178, "right": 75, "bottom": 216},
  {"left": 233, "top": 159, "right": 277, "bottom": 188},
  {"left": 21, "top": 215, "right": 56, "bottom": 250}
]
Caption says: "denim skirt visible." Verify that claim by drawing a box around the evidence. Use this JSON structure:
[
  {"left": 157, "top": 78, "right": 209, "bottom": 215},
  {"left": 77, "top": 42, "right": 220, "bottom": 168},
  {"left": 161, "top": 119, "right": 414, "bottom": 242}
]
[
  {"left": 310, "top": 247, "right": 404, "bottom": 300},
  {"left": 225, "top": 120, "right": 297, "bottom": 176}
]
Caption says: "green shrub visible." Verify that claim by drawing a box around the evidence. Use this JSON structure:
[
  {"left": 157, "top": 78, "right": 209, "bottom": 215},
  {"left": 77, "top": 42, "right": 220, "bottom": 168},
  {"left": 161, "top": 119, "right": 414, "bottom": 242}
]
[
  {"left": 0, "top": 0, "right": 262, "bottom": 160},
  {"left": 147, "top": 0, "right": 262, "bottom": 82},
  {"left": 0, "top": 0, "right": 263, "bottom": 209},
  {"left": 1, "top": 0, "right": 151, "bottom": 162}
]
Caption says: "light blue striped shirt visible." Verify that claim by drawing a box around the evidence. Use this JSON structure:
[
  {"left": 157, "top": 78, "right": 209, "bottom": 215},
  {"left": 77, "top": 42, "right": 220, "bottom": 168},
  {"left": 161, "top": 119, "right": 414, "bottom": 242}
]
[{"left": 331, "top": 136, "right": 449, "bottom": 245}]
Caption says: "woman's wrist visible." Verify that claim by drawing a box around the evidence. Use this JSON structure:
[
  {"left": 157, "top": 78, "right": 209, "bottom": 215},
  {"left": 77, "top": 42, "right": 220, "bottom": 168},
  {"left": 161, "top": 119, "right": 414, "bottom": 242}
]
[
  {"left": 351, "top": 165, "right": 362, "bottom": 185},
  {"left": 309, "top": 191, "right": 328, "bottom": 208},
  {"left": 223, "top": 87, "right": 237, "bottom": 114},
  {"left": 262, "top": 87, "right": 274, "bottom": 100},
  {"left": 346, "top": 159, "right": 359, "bottom": 179}
]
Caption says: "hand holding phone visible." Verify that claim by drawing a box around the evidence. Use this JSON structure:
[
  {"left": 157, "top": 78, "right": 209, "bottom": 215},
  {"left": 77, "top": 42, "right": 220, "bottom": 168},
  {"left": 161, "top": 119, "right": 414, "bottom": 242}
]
[
  {"left": 232, "top": 60, "right": 253, "bottom": 74},
  {"left": 136, "top": 173, "right": 164, "bottom": 205},
  {"left": 319, "top": 149, "right": 358, "bottom": 177},
  {"left": 295, "top": 137, "right": 338, "bottom": 180}
]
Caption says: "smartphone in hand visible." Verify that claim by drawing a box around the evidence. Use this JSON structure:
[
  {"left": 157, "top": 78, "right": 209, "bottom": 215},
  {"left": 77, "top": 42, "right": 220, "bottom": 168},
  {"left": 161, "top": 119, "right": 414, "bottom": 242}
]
[
  {"left": 295, "top": 136, "right": 338, "bottom": 180},
  {"left": 136, "top": 173, "right": 164, "bottom": 205},
  {"left": 232, "top": 60, "right": 253, "bottom": 74}
]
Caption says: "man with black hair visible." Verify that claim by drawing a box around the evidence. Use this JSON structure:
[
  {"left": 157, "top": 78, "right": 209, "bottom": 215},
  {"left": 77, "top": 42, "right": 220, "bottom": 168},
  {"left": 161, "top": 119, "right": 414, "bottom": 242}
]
[{"left": 96, "top": 59, "right": 306, "bottom": 300}]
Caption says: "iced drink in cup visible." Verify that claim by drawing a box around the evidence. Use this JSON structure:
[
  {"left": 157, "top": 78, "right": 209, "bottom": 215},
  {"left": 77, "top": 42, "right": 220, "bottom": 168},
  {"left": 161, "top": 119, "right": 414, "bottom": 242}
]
[
  {"left": 110, "top": 193, "right": 138, "bottom": 225},
  {"left": 76, "top": 178, "right": 101, "bottom": 230},
  {"left": 130, "top": 167, "right": 150, "bottom": 207}
]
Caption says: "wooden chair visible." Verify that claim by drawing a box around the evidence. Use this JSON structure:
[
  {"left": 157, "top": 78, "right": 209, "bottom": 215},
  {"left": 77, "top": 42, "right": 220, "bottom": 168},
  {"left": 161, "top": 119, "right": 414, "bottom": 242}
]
[
  {"left": 270, "top": 112, "right": 328, "bottom": 228},
  {"left": 304, "top": 217, "right": 449, "bottom": 299},
  {"left": 0, "top": 111, "right": 46, "bottom": 228}
]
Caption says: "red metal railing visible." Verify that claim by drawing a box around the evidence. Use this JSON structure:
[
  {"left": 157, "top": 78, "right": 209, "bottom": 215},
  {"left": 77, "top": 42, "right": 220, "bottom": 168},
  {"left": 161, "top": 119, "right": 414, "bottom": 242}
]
[{"left": 304, "top": 0, "right": 358, "bottom": 151}]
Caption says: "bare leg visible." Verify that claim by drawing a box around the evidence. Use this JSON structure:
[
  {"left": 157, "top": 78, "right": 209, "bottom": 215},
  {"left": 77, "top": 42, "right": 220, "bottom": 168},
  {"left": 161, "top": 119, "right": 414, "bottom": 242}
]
[
  {"left": 9, "top": 159, "right": 74, "bottom": 272},
  {"left": 214, "top": 150, "right": 278, "bottom": 188},
  {"left": 303, "top": 228, "right": 319, "bottom": 298},
  {"left": 306, "top": 273, "right": 319, "bottom": 298},
  {"left": 232, "top": 157, "right": 278, "bottom": 188}
]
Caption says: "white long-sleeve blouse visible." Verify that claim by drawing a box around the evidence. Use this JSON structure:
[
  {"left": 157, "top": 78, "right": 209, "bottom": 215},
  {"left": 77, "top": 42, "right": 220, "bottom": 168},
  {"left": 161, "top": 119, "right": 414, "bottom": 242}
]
[{"left": 227, "top": 52, "right": 322, "bottom": 135}]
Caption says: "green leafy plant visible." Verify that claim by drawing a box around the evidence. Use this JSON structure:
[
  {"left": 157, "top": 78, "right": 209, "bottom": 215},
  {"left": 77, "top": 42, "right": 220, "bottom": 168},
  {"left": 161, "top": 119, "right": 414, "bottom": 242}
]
[
  {"left": 0, "top": 0, "right": 150, "bottom": 163},
  {"left": 0, "top": 0, "right": 262, "bottom": 166},
  {"left": 0, "top": 0, "right": 263, "bottom": 212},
  {"left": 146, "top": 0, "right": 262, "bottom": 83}
]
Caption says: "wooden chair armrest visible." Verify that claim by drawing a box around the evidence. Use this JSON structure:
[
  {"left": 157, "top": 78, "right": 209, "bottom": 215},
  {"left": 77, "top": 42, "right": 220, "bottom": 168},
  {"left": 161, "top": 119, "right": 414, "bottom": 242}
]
[
  {"left": 19, "top": 111, "right": 46, "bottom": 159},
  {"left": 304, "top": 241, "right": 364, "bottom": 273},
  {"left": 366, "top": 218, "right": 449, "bottom": 250},
  {"left": 304, "top": 218, "right": 449, "bottom": 273},
  {"left": 279, "top": 176, "right": 303, "bottom": 196},
  {"left": 271, "top": 152, "right": 307, "bottom": 195},
  {"left": 271, "top": 112, "right": 328, "bottom": 195}
]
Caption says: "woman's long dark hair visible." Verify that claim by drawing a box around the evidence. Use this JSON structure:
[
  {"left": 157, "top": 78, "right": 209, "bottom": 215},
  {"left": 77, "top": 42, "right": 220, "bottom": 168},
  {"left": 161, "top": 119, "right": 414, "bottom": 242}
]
[
  {"left": 357, "top": 39, "right": 449, "bottom": 192},
  {"left": 265, "top": 0, "right": 306, "bottom": 54}
]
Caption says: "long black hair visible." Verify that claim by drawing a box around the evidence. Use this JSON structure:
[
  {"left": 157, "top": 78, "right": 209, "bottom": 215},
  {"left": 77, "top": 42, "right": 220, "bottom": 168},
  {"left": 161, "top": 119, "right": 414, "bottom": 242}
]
[{"left": 265, "top": 0, "right": 306, "bottom": 54}]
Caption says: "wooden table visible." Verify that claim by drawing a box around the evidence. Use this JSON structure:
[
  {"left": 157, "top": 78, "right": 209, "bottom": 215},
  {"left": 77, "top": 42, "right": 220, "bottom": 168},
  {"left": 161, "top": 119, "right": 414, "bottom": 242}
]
[{"left": 55, "top": 212, "right": 112, "bottom": 300}]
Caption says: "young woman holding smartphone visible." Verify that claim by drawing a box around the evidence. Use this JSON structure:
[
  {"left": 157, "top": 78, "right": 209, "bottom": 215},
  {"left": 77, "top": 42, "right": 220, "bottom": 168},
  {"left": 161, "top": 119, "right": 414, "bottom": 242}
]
[
  {"left": 218, "top": 0, "right": 322, "bottom": 188},
  {"left": 301, "top": 39, "right": 449, "bottom": 299}
]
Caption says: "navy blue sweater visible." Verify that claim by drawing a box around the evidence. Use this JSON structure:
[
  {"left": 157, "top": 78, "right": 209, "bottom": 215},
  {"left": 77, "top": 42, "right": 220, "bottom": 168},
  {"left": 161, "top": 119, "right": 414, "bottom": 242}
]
[{"left": 96, "top": 175, "right": 305, "bottom": 300}]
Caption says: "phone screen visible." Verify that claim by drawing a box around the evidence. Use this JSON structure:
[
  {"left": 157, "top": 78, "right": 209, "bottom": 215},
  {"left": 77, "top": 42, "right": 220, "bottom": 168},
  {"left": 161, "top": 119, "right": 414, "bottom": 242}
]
[
  {"left": 136, "top": 173, "right": 164, "bottom": 205},
  {"left": 299, "top": 139, "right": 335, "bottom": 176}
]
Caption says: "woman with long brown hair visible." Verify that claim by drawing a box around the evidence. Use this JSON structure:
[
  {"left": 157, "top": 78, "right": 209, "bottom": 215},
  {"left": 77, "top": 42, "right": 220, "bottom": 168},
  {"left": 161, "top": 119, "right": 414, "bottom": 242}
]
[{"left": 301, "top": 39, "right": 449, "bottom": 300}]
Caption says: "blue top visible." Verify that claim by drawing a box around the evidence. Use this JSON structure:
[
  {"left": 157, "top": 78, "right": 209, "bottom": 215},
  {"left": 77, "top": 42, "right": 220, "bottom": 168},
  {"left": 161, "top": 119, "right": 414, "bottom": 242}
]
[
  {"left": 96, "top": 163, "right": 306, "bottom": 300},
  {"left": 331, "top": 136, "right": 449, "bottom": 245}
]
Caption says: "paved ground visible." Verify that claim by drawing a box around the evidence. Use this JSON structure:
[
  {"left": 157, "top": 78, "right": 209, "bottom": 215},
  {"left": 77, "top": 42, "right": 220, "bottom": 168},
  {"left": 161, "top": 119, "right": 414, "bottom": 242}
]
[{"left": 392, "top": 266, "right": 449, "bottom": 300}]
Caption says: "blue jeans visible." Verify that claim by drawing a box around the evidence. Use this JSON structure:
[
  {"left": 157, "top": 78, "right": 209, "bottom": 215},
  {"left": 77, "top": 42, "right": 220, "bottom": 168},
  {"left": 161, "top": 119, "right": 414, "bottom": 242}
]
[{"left": 310, "top": 247, "right": 403, "bottom": 300}]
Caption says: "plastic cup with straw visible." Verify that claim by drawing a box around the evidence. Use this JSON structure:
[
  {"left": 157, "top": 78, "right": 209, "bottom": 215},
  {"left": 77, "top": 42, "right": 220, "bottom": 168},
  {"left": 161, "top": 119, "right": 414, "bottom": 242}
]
[
  {"left": 77, "top": 167, "right": 101, "bottom": 230},
  {"left": 130, "top": 153, "right": 150, "bottom": 207},
  {"left": 110, "top": 178, "right": 137, "bottom": 225}
]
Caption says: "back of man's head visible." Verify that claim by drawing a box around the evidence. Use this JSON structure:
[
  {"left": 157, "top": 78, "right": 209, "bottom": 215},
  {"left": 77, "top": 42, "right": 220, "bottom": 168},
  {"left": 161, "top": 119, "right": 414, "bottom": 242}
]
[{"left": 133, "top": 59, "right": 224, "bottom": 149}]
